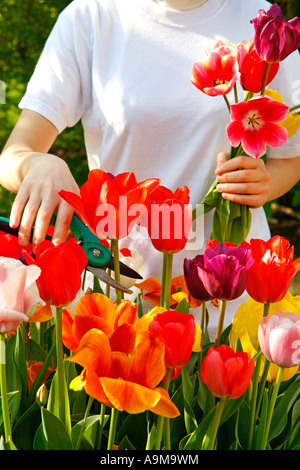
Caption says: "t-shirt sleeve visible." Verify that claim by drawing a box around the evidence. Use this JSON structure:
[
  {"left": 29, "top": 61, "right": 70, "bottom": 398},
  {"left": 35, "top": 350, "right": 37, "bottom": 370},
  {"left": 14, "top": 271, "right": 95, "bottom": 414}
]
[
  {"left": 19, "top": 1, "right": 92, "bottom": 134},
  {"left": 267, "top": 50, "right": 300, "bottom": 160}
]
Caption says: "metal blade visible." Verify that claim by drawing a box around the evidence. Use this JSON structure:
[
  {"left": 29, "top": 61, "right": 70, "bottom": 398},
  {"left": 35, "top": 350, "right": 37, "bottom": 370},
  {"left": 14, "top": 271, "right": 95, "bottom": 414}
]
[
  {"left": 106, "top": 257, "right": 143, "bottom": 280},
  {"left": 86, "top": 265, "right": 133, "bottom": 294}
]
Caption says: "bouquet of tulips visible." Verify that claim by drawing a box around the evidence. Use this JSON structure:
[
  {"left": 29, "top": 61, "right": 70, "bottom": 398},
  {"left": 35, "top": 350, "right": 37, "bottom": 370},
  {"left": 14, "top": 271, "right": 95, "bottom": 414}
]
[{"left": 1, "top": 4, "right": 300, "bottom": 454}]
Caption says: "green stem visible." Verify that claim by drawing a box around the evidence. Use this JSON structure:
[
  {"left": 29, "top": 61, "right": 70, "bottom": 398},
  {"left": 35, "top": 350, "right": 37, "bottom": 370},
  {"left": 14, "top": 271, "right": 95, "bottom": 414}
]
[
  {"left": 162, "top": 253, "right": 173, "bottom": 310},
  {"left": 198, "top": 301, "right": 206, "bottom": 370},
  {"left": 260, "top": 63, "right": 271, "bottom": 95},
  {"left": 55, "top": 306, "right": 69, "bottom": 430},
  {"left": 154, "top": 367, "right": 173, "bottom": 450},
  {"left": 214, "top": 299, "right": 227, "bottom": 348},
  {"left": 247, "top": 348, "right": 262, "bottom": 449},
  {"left": 233, "top": 83, "right": 238, "bottom": 104},
  {"left": 107, "top": 407, "right": 119, "bottom": 450},
  {"left": 75, "top": 396, "right": 94, "bottom": 450},
  {"left": 202, "top": 397, "right": 226, "bottom": 450},
  {"left": 263, "top": 302, "right": 270, "bottom": 318},
  {"left": 261, "top": 366, "right": 284, "bottom": 450},
  {"left": 95, "top": 403, "right": 106, "bottom": 450},
  {"left": 223, "top": 94, "right": 231, "bottom": 113},
  {"left": 0, "top": 333, "right": 12, "bottom": 444},
  {"left": 160, "top": 253, "right": 167, "bottom": 306},
  {"left": 111, "top": 239, "right": 122, "bottom": 305},
  {"left": 289, "top": 104, "right": 300, "bottom": 112},
  {"left": 256, "top": 358, "right": 271, "bottom": 419}
]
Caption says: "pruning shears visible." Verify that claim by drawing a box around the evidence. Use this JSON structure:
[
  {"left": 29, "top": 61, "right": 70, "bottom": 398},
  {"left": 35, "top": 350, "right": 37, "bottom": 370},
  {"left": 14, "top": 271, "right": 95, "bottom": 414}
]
[{"left": 0, "top": 213, "right": 142, "bottom": 294}]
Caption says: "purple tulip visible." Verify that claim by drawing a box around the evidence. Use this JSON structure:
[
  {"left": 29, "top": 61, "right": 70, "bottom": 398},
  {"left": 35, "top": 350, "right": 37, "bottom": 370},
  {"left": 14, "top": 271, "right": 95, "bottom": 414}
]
[
  {"left": 184, "top": 256, "right": 215, "bottom": 302},
  {"left": 251, "top": 4, "right": 300, "bottom": 63},
  {"left": 195, "top": 243, "right": 253, "bottom": 301}
]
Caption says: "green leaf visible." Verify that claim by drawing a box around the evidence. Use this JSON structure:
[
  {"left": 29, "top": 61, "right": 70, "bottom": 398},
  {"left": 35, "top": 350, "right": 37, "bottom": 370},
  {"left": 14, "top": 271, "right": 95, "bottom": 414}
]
[
  {"left": 175, "top": 298, "right": 190, "bottom": 313},
  {"left": 253, "top": 389, "right": 269, "bottom": 450},
  {"left": 0, "top": 391, "right": 19, "bottom": 428},
  {"left": 181, "top": 367, "right": 197, "bottom": 434},
  {"left": 269, "top": 374, "right": 300, "bottom": 442},
  {"left": 182, "top": 404, "right": 218, "bottom": 450},
  {"left": 38, "top": 407, "right": 73, "bottom": 450},
  {"left": 11, "top": 401, "right": 41, "bottom": 450},
  {"left": 14, "top": 326, "right": 28, "bottom": 406},
  {"left": 47, "top": 368, "right": 71, "bottom": 435}
]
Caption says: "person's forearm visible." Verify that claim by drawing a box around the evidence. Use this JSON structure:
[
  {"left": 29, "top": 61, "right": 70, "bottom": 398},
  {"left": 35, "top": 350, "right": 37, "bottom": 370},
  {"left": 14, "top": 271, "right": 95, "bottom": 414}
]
[{"left": 265, "top": 156, "right": 300, "bottom": 203}]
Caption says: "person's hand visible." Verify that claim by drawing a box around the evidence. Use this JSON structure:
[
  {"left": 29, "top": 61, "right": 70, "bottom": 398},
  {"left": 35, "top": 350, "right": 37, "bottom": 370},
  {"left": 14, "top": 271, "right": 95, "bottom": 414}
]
[
  {"left": 215, "top": 152, "right": 270, "bottom": 208},
  {"left": 9, "top": 154, "right": 80, "bottom": 250}
]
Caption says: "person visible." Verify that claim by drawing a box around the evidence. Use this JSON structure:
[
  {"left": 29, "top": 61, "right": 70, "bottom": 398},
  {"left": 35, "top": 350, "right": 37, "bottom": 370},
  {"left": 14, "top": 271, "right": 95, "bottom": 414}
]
[{"left": 1, "top": 0, "right": 300, "bottom": 335}]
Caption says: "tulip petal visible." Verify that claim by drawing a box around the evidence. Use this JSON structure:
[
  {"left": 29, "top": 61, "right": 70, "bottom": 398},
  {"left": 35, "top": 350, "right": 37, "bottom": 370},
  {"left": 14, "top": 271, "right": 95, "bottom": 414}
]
[{"left": 99, "top": 377, "right": 161, "bottom": 414}]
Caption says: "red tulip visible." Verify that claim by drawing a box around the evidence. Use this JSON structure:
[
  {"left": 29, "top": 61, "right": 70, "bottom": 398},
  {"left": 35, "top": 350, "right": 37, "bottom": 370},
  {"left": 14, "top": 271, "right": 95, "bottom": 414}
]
[
  {"left": 200, "top": 345, "right": 254, "bottom": 398},
  {"left": 148, "top": 310, "right": 195, "bottom": 369},
  {"left": 192, "top": 48, "right": 240, "bottom": 96},
  {"left": 244, "top": 236, "right": 300, "bottom": 304},
  {"left": 240, "top": 39, "right": 279, "bottom": 93},
  {"left": 147, "top": 185, "right": 192, "bottom": 254},
  {"left": 59, "top": 170, "right": 160, "bottom": 240},
  {"left": 23, "top": 239, "right": 87, "bottom": 307},
  {"left": 251, "top": 4, "right": 300, "bottom": 63}
]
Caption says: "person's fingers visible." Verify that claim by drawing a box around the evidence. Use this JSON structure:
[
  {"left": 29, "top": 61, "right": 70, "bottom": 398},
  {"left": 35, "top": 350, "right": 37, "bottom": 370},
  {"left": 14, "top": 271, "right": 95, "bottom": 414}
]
[
  {"left": 18, "top": 196, "right": 40, "bottom": 246},
  {"left": 216, "top": 155, "right": 265, "bottom": 176},
  {"left": 215, "top": 152, "right": 230, "bottom": 173},
  {"left": 218, "top": 190, "right": 268, "bottom": 207},
  {"left": 31, "top": 200, "right": 56, "bottom": 248},
  {"left": 51, "top": 201, "right": 74, "bottom": 246}
]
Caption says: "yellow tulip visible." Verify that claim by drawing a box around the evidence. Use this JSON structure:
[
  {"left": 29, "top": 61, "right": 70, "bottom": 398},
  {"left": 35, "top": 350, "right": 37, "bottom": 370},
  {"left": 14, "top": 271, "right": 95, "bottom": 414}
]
[{"left": 264, "top": 89, "right": 300, "bottom": 138}]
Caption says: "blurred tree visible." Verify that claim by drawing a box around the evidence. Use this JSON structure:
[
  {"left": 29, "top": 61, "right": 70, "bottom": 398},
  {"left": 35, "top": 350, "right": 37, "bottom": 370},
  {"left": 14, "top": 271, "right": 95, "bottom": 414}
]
[{"left": 0, "top": 0, "right": 87, "bottom": 215}]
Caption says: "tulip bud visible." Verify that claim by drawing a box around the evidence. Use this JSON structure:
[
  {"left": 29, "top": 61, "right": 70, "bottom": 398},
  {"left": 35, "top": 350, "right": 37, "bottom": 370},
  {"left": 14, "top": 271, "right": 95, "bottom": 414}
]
[{"left": 36, "top": 383, "right": 48, "bottom": 407}]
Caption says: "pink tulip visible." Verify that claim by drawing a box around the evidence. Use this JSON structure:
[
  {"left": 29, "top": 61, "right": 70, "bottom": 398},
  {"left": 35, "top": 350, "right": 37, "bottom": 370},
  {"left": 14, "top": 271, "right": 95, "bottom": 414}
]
[
  {"left": 227, "top": 95, "right": 288, "bottom": 159},
  {"left": 251, "top": 4, "right": 300, "bottom": 63},
  {"left": 258, "top": 311, "right": 300, "bottom": 368},
  {"left": 0, "top": 257, "right": 42, "bottom": 333}
]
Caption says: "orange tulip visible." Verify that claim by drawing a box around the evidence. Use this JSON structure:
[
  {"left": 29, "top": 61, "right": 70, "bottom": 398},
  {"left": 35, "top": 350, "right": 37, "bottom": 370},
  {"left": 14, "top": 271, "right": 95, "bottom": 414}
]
[
  {"left": 135, "top": 275, "right": 201, "bottom": 309},
  {"left": 62, "top": 293, "right": 137, "bottom": 355},
  {"left": 68, "top": 328, "right": 180, "bottom": 417}
]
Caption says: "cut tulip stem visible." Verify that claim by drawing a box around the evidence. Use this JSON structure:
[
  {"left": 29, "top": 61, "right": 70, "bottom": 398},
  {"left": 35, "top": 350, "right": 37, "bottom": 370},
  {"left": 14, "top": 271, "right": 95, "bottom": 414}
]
[
  {"left": 214, "top": 299, "right": 227, "bottom": 348},
  {"left": 0, "top": 333, "right": 12, "bottom": 445}
]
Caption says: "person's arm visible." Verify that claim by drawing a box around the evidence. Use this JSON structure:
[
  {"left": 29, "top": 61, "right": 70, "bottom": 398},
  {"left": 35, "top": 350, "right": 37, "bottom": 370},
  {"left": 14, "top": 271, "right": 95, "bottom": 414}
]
[
  {"left": 215, "top": 152, "right": 300, "bottom": 207},
  {"left": 0, "top": 109, "right": 80, "bottom": 249}
]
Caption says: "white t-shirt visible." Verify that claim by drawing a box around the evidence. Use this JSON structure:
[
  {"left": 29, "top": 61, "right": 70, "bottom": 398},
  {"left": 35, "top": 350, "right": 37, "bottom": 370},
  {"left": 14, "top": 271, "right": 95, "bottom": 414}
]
[{"left": 19, "top": 0, "right": 300, "bottom": 333}]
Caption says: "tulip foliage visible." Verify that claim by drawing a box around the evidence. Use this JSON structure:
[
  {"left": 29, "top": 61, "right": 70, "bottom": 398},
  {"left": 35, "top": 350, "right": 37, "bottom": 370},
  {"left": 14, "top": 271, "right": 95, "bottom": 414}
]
[{"left": 1, "top": 3, "right": 300, "bottom": 455}]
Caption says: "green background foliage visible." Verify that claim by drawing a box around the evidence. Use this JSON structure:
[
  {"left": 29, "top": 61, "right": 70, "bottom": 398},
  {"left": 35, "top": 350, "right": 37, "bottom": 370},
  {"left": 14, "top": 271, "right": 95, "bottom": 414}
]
[{"left": 0, "top": 0, "right": 299, "bottom": 217}]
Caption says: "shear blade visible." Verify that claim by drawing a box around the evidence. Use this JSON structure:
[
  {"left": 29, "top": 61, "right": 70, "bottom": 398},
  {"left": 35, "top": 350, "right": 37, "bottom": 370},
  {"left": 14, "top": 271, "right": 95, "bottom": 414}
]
[
  {"left": 86, "top": 265, "right": 133, "bottom": 294},
  {"left": 106, "top": 258, "right": 143, "bottom": 280}
]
